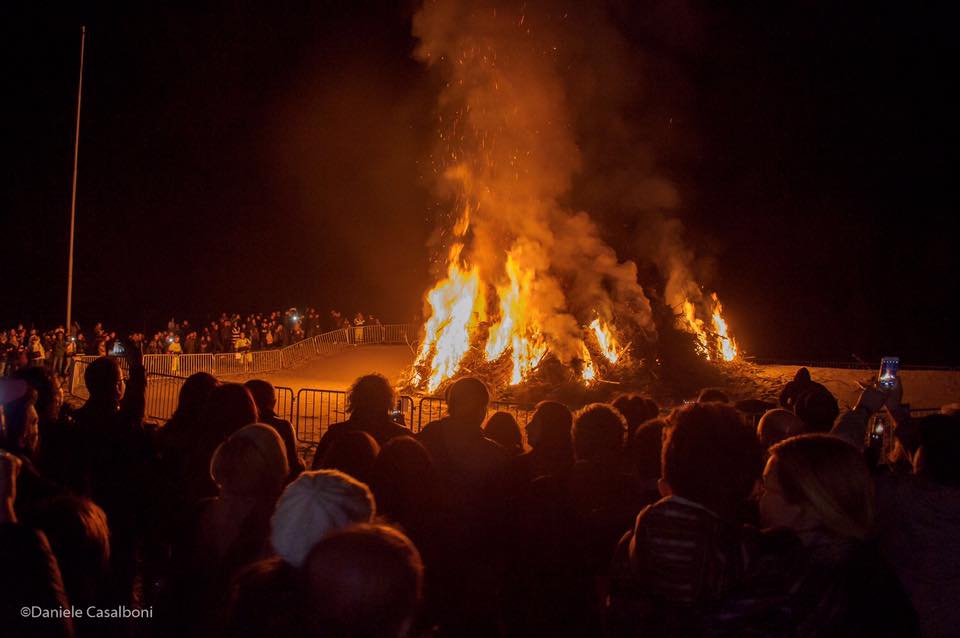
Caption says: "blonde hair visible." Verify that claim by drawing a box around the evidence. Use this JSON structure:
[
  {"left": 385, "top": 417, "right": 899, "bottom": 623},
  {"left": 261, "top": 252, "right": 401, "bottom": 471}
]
[
  {"left": 769, "top": 434, "right": 874, "bottom": 540},
  {"left": 211, "top": 424, "right": 289, "bottom": 497}
]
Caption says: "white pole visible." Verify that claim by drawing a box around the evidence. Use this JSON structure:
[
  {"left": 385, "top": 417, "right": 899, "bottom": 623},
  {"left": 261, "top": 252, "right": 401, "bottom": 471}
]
[{"left": 66, "top": 25, "right": 86, "bottom": 333}]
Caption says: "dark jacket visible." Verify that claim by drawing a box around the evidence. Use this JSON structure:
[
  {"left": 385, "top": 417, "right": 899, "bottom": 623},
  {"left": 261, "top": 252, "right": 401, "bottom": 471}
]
[
  {"left": 312, "top": 414, "right": 409, "bottom": 469},
  {"left": 259, "top": 412, "right": 305, "bottom": 480}
]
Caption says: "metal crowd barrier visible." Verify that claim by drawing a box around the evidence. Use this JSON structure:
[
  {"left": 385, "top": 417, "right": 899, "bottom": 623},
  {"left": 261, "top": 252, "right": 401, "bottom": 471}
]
[
  {"left": 294, "top": 388, "right": 349, "bottom": 445},
  {"left": 275, "top": 386, "right": 295, "bottom": 422}
]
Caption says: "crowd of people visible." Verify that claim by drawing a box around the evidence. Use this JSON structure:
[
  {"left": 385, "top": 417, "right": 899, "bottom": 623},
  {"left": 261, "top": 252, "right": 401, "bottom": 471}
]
[
  {"left": 0, "top": 309, "right": 382, "bottom": 378},
  {"left": 1, "top": 354, "right": 958, "bottom": 637}
]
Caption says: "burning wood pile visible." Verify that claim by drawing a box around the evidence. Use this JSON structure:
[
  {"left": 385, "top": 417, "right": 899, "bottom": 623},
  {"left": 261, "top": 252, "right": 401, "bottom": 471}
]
[{"left": 402, "top": 1, "right": 741, "bottom": 402}]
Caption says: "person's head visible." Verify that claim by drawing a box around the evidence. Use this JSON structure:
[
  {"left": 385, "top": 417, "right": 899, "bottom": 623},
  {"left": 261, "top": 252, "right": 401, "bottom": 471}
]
[
  {"left": 757, "top": 409, "right": 806, "bottom": 450},
  {"left": 318, "top": 431, "right": 380, "bottom": 485},
  {"left": 347, "top": 375, "right": 394, "bottom": 418},
  {"left": 661, "top": 402, "right": 763, "bottom": 518},
  {"left": 525, "top": 400, "right": 573, "bottom": 450},
  {"left": 761, "top": 434, "right": 874, "bottom": 541},
  {"left": 12, "top": 367, "right": 62, "bottom": 425},
  {"left": 573, "top": 404, "right": 626, "bottom": 461},
  {"left": 446, "top": 377, "right": 490, "bottom": 427},
  {"left": 270, "top": 470, "right": 376, "bottom": 567},
  {"left": 626, "top": 418, "right": 668, "bottom": 480},
  {"left": 172, "top": 372, "right": 219, "bottom": 422},
  {"left": 303, "top": 524, "right": 423, "bottom": 638},
  {"left": 371, "top": 436, "right": 439, "bottom": 523},
  {"left": 211, "top": 424, "right": 289, "bottom": 499},
  {"left": 202, "top": 383, "right": 259, "bottom": 442},
  {"left": 28, "top": 496, "right": 110, "bottom": 607},
  {"left": 244, "top": 379, "right": 278, "bottom": 417},
  {"left": 483, "top": 411, "right": 522, "bottom": 454},
  {"left": 913, "top": 413, "right": 960, "bottom": 486},
  {"left": 697, "top": 387, "right": 730, "bottom": 404},
  {"left": 612, "top": 394, "right": 660, "bottom": 429},
  {"left": 84, "top": 356, "right": 124, "bottom": 402},
  {"left": 2, "top": 387, "right": 39, "bottom": 457},
  {"left": 793, "top": 385, "right": 839, "bottom": 433}
]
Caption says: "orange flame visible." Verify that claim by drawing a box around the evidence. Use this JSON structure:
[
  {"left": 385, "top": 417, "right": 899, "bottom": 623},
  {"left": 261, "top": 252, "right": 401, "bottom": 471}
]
[
  {"left": 679, "top": 293, "right": 738, "bottom": 362},
  {"left": 411, "top": 243, "right": 484, "bottom": 392},
  {"left": 484, "top": 252, "right": 547, "bottom": 384},
  {"left": 589, "top": 318, "right": 620, "bottom": 364},
  {"left": 580, "top": 341, "right": 596, "bottom": 382}
]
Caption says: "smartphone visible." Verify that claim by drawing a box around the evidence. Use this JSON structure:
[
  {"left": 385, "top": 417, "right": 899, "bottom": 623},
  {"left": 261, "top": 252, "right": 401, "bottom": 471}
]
[{"left": 878, "top": 356, "right": 899, "bottom": 389}]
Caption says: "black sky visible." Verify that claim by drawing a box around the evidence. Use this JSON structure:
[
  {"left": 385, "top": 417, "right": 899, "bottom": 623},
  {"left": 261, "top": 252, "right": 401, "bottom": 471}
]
[{"left": 2, "top": 1, "right": 957, "bottom": 364}]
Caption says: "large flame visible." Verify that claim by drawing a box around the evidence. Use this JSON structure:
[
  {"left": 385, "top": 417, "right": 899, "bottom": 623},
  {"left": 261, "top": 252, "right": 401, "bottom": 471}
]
[
  {"left": 484, "top": 251, "right": 548, "bottom": 384},
  {"left": 679, "top": 292, "right": 738, "bottom": 362},
  {"left": 407, "top": 1, "right": 738, "bottom": 393},
  {"left": 410, "top": 243, "right": 485, "bottom": 392}
]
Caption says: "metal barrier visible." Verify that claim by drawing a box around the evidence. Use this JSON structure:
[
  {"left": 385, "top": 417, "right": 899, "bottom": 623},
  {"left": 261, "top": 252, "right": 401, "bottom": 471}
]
[
  {"left": 144, "top": 353, "right": 214, "bottom": 376},
  {"left": 398, "top": 395, "right": 415, "bottom": 429},
  {"left": 294, "top": 388, "right": 349, "bottom": 445},
  {"left": 144, "top": 373, "right": 187, "bottom": 422},
  {"left": 276, "top": 386, "right": 295, "bottom": 422}
]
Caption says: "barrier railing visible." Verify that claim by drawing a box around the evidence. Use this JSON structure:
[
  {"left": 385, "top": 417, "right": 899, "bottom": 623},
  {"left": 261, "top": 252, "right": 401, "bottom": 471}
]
[
  {"left": 294, "top": 388, "right": 349, "bottom": 445},
  {"left": 276, "top": 386, "right": 295, "bottom": 422}
]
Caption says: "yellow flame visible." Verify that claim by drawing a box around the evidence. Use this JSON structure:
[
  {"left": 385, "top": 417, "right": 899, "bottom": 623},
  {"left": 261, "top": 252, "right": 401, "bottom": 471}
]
[
  {"left": 589, "top": 318, "right": 620, "bottom": 364},
  {"left": 485, "top": 252, "right": 547, "bottom": 385},
  {"left": 411, "top": 243, "right": 484, "bottom": 392},
  {"left": 679, "top": 294, "right": 738, "bottom": 362},
  {"left": 580, "top": 341, "right": 596, "bottom": 382},
  {"left": 710, "top": 293, "right": 738, "bottom": 362}
]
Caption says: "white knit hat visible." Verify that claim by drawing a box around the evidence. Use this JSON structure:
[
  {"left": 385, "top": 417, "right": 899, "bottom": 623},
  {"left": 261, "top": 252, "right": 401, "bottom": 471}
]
[{"left": 270, "top": 469, "right": 375, "bottom": 567}]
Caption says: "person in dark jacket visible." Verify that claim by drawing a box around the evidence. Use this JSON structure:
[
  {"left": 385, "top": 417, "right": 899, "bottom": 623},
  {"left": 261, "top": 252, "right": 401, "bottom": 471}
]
[
  {"left": 244, "top": 379, "right": 305, "bottom": 480},
  {"left": 311, "top": 374, "right": 408, "bottom": 469}
]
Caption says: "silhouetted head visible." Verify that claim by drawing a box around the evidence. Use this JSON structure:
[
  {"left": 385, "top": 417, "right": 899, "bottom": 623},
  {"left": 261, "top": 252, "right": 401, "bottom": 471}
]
[
  {"left": 612, "top": 394, "right": 660, "bottom": 429},
  {"left": 697, "top": 387, "right": 730, "bottom": 404},
  {"left": 662, "top": 402, "right": 763, "bottom": 519},
  {"left": 483, "top": 411, "right": 522, "bottom": 454},
  {"left": 202, "top": 383, "right": 259, "bottom": 442},
  {"left": 757, "top": 408, "right": 806, "bottom": 450},
  {"left": 573, "top": 403, "right": 626, "bottom": 462},
  {"left": 319, "top": 431, "right": 381, "bottom": 485},
  {"left": 525, "top": 401, "right": 573, "bottom": 449},
  {"left": 794, "top": 385, "right": 839, "bottom": 433},
  {"left": 28, "top": 495, "right": 110, "bottom": 607},
  {"left": 913, "top": 413, "right": 960, "bottom": 486},
  {"left": 371, "top": 437, "right": 440, "bottom": 524},
  {"left": 172, "top": 372, "right": 219, "bottom": 422},
  {"left": 627, "top": 418, "right": 668, "bottom": 480},
  {"left": 762, "top": 434, "right": 873, "bottom": 540},
  {"left": 446, "top": 377, "right": 489, "bottom": 428},
  {"left": 12, "top": 367, "right": 62, "bottom": 425},
  {"left": 244, "top": 379, "right": 278, "bottom": 416},
  {"left": 347, "top": 375, "right": 394, "bottom": 418},
  {"left": 211, "top": 424, "right": 289, "bottom": 499},
  {"left": 2, "top": 386, "right": 39, "bottom": 457},
  {"left": 84, "top": 356, "right": 124, "bottom": 402},
  {"left": 304, "top": 524, "right": 423, "bottom": 638}
]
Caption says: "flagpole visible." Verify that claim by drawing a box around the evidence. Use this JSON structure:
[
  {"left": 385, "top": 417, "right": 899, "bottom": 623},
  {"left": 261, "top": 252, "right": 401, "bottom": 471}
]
[{"left": 66, "top": 25, "right": 86, "bottom": 333}]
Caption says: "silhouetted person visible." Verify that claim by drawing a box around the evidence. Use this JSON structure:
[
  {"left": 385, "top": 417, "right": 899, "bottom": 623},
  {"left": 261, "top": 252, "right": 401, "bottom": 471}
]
[
  {"left": 312, "top": 374, "right": 408, "bottom": 468},
  {"left": 757, "top": 408, "right": 806, "bottom": 450},
  {"left": 613, "top": 394, "right": 660, "bottom": 429},
  {"left": 514, "top": 400, "right": 575, "bottom": 483},
  {"left": 303, "top": 524, "right": 424, "bottom": 638},
  {"left": 245, "top": 379, "right": 305, "bottom": 480},
  {"left": 697, "top": 387, "right": 730, "bottom": 403},
  {"left": 316, "top": 430, "right": 380, "bottom": 485},
  {"left": 483, "top": 410, "right": 523, "bottom": 455},
  {"left": 625, "top": 417, "right": 668, "bottom": 504},
  {"left": 70, "top": 353, "right": 148, "bottom": 608}
]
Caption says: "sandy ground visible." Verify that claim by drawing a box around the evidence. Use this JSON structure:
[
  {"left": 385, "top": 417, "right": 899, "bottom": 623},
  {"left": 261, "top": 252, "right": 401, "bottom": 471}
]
[{"left": 219, "top": 344, "right": 418, "bottom": 392}]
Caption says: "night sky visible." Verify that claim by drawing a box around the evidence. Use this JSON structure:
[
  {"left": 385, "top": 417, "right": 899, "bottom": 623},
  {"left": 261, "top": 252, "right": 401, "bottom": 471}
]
[{"left": 2, "top": 1, "right": 957, "bottom": 365}]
